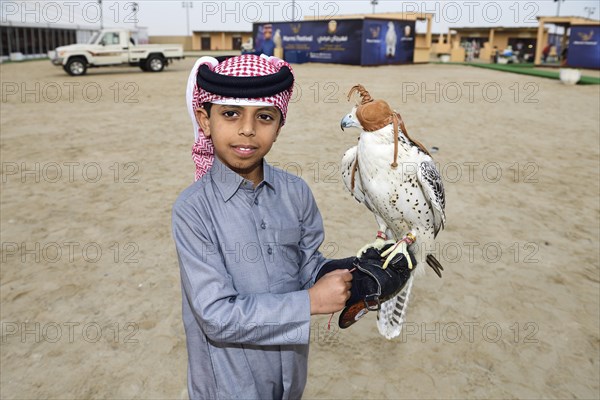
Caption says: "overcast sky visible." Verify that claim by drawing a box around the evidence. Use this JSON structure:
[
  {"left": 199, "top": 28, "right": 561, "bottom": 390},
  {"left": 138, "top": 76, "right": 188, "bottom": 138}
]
[{"left": 2, "top": 1, "right": 599, "bottom": 35}]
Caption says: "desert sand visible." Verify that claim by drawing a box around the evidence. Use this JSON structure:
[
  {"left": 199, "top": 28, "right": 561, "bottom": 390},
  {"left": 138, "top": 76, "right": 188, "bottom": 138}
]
[{"left": 1, "top": 57, "right": 599, "bottom": 399}]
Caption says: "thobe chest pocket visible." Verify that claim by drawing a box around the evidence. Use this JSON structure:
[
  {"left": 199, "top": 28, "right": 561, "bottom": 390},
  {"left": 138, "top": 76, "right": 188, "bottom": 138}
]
[{"left": 275, "top": 227, "right": 302, "bottom": 273}]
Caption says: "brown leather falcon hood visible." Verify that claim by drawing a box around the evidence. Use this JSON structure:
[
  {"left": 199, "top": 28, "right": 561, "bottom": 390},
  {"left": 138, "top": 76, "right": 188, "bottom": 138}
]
[
  {"left": 347, "top": 84, "right": 431, "bottom": 169},
  {"left": 347, "top": 84, "right": 395, "bottom": 132}
]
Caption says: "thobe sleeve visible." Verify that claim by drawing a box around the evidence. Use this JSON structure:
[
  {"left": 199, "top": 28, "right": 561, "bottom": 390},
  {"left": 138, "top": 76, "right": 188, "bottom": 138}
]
[
  {"left": 297, "top": 181, "right": 328, "bottom": 290},
  {"left": 172, "top": 200, "right": 312, "bottom": 346}
]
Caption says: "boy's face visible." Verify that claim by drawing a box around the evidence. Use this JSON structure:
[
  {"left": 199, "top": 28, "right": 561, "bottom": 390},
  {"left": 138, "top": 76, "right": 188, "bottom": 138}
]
[{"left": 196, "top": 104, "right": 282, "bottom": 185}]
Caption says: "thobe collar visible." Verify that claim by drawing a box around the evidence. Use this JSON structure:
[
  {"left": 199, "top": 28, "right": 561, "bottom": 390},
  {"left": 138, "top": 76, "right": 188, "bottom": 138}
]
[{"left": 210, "top": 156, "right": 276, "bottom": 202}]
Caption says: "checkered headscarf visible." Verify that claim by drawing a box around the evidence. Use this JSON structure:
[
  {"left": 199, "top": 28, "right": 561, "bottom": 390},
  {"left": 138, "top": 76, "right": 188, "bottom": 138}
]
[{"left": 186, "top": 54, "right": 295, "bottom": 181}]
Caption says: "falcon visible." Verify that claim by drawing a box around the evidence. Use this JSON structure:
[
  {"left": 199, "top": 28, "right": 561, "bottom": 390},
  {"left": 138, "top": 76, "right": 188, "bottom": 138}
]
[{"left": 340, "top": 84, "right": 446, "bottom": 339}]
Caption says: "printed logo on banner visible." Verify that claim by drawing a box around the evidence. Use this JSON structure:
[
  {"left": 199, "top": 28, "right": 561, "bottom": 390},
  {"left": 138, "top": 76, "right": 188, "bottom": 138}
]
[
  {"left": 576, "top": 30, "right": 595, "bottom": 43},
  {"left": 327, "top": 20, "right": 338, "bottom": 35},
  {"left": 370, "top": 26, "right": 381, "bottom": 39}
]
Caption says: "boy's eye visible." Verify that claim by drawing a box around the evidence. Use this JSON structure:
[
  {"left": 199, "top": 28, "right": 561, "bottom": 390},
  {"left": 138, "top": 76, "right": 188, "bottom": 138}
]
[
  {"left": 222, "top": 110, "right": 238, "bottom": 117},
  {"left": 258, "top": 113, "right": 275, "bottom": 121}
]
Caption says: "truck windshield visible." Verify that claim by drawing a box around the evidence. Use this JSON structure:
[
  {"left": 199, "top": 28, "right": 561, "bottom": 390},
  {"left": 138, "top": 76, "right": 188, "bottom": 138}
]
[{"left": 88, "top": 32, "right": 100, "bottom": 44}]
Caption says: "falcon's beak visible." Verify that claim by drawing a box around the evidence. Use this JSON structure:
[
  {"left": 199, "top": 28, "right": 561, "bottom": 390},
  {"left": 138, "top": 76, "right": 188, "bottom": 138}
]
[{"left": 341, "top": 113, "right": 360, "bottom": 131}]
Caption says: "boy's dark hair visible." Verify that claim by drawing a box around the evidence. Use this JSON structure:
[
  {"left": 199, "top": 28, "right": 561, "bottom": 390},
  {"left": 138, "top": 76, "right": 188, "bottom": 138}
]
[
  {"left": 203, "top": 102, "right": 213, "bottom": 117},
  {"left": 202, "top": 102, "right": 284, "bottom": 125}
]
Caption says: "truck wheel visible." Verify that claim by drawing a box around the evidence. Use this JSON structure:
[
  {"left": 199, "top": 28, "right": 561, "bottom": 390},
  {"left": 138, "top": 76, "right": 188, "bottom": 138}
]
[
  {"left": 65, "top": 57, "right": 87, "bottom": 76},
  {"left": 146, "top": 55, "right": 165, "bottom": 72}
]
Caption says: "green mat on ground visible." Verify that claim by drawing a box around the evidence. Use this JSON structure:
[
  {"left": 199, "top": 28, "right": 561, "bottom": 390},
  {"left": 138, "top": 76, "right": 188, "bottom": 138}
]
[{"left": 464, "top": 63, "right": 600, "bottom": 85}]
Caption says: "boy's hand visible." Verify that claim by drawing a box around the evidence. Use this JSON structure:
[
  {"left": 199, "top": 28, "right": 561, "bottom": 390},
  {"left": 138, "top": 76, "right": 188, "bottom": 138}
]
[{"left": 308, "top": 270, "right": 352, "bottom": 315}]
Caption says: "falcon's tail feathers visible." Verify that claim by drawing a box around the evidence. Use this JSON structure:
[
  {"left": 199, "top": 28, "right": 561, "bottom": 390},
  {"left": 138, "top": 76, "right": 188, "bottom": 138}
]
[
  {"left": 426, "top": 254, "right": 444, "bottom": 278},
  {"left": 376, "top": 276, "right": 414, "bottom": 339}
]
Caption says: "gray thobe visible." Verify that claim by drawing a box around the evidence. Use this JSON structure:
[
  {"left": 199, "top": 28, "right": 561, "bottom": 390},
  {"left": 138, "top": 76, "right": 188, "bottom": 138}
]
[{"left": 172, "top": 157, "right": 328, "bottom": 399}]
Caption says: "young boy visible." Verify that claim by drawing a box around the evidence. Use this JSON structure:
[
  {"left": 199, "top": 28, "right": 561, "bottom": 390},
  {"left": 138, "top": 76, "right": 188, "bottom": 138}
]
[{"left": 172, "top": 54, "right": 411, "bottom": 399}]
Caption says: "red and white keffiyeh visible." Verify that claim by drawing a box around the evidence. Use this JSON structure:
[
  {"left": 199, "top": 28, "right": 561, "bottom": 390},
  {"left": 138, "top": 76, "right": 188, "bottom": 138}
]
[{"left": 186, "top": 54, "right": 295, "bottom": 181}]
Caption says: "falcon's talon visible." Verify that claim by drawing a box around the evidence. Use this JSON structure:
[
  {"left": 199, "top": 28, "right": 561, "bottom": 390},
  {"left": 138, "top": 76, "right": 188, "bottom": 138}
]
[
  {"left": 380, "top": 233, "right": 417, "bottom": 269},
  {"left": 381, "top": 242, "right": 410, "bottom": 270},
  {"left": 380, "top": 242, "right": 399, "bottom": 258},
  {"left": 356, "top": 238, "right": 393, "bottom": 258}
]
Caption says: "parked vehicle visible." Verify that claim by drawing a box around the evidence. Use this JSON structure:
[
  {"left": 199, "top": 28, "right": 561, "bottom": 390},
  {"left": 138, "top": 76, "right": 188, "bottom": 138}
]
[{"left": 48, "top": 29, "right": 184, "bottom": 76}]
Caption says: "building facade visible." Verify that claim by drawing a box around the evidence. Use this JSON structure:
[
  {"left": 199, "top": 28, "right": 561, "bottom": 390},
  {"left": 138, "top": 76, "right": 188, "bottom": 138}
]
[{"left": 1, "top": 22, "right": 94, "bottom": 60}]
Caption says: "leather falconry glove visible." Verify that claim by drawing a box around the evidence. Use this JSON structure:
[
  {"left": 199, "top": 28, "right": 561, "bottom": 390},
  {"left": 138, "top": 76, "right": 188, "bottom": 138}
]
[
  {"left": 316, "top": 245, "right": 416, "bottom": 329},
  {"left": 339, "top": 244, "right": 416, "bottom": 329}
]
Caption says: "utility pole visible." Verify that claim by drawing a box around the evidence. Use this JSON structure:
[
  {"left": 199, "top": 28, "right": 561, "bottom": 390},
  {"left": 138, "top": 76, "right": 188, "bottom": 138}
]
[
  {"left": 371, "top": 0, "right": 378, "bottom": 14},
  {"left": 132, "top": 2, "right": 139, "bottom": 30},
  {"left": 182, "top": 2, "right": 193, "bottom": 37},
  {"left": 552, "top": 0, "right": 565, "bottom": 47},
  {"left": 292, "top": 0, "right": 296, "bottom": 22},
  {"left": 99, "top": 0, "right": 103, "bottom": 29},
  {"left": 553, "top": 0, "right": 567, "bottom": 62},
  {"left": 554, "top": 0, "right": 564, "bottom": 17}
]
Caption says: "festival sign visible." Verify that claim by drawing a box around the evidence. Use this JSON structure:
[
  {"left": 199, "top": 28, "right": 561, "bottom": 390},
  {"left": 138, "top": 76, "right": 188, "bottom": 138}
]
[
  {"left": 307, "top": 19, "right": 363, "bottom": 64},
  {"left": 361, "top": 19, "right": 416, "bottom": 65},
  {"left": 253, "top": 19, "right": 416, "bottom": 66},
  {"left": 260, "top": 20, "right": 363, "bottom": 65},
  {"left": 567, "top": 25, "right": 600, "bottom": 69}
]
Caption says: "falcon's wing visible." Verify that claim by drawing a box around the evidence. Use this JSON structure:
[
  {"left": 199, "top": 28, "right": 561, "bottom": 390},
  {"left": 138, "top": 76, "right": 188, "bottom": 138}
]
[
  {"left": 377, "top": 276, "right": 414, "bottom": 339},
  {"left": 341, "top": 145, "right": 370, "bottom": 209},
  {"left": 417, "top": 161, "right": 446, "bottom": 238}
]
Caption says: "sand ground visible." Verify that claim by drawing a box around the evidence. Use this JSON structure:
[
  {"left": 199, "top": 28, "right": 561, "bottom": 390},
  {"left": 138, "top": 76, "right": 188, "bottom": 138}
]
[{"left": 1, "top": 57, "right": 599, "bottom": 399}]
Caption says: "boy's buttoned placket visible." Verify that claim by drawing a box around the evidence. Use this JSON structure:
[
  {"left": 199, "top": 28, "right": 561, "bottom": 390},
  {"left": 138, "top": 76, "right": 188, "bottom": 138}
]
[{"left": 239, "top": 180, "right": 280, "bottom": 288}]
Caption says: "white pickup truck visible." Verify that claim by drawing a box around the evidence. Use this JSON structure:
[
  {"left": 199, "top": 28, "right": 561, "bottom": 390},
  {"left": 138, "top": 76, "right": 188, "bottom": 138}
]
[{"left": 48, "top": 29, "right": 184, "bottom": 76}]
